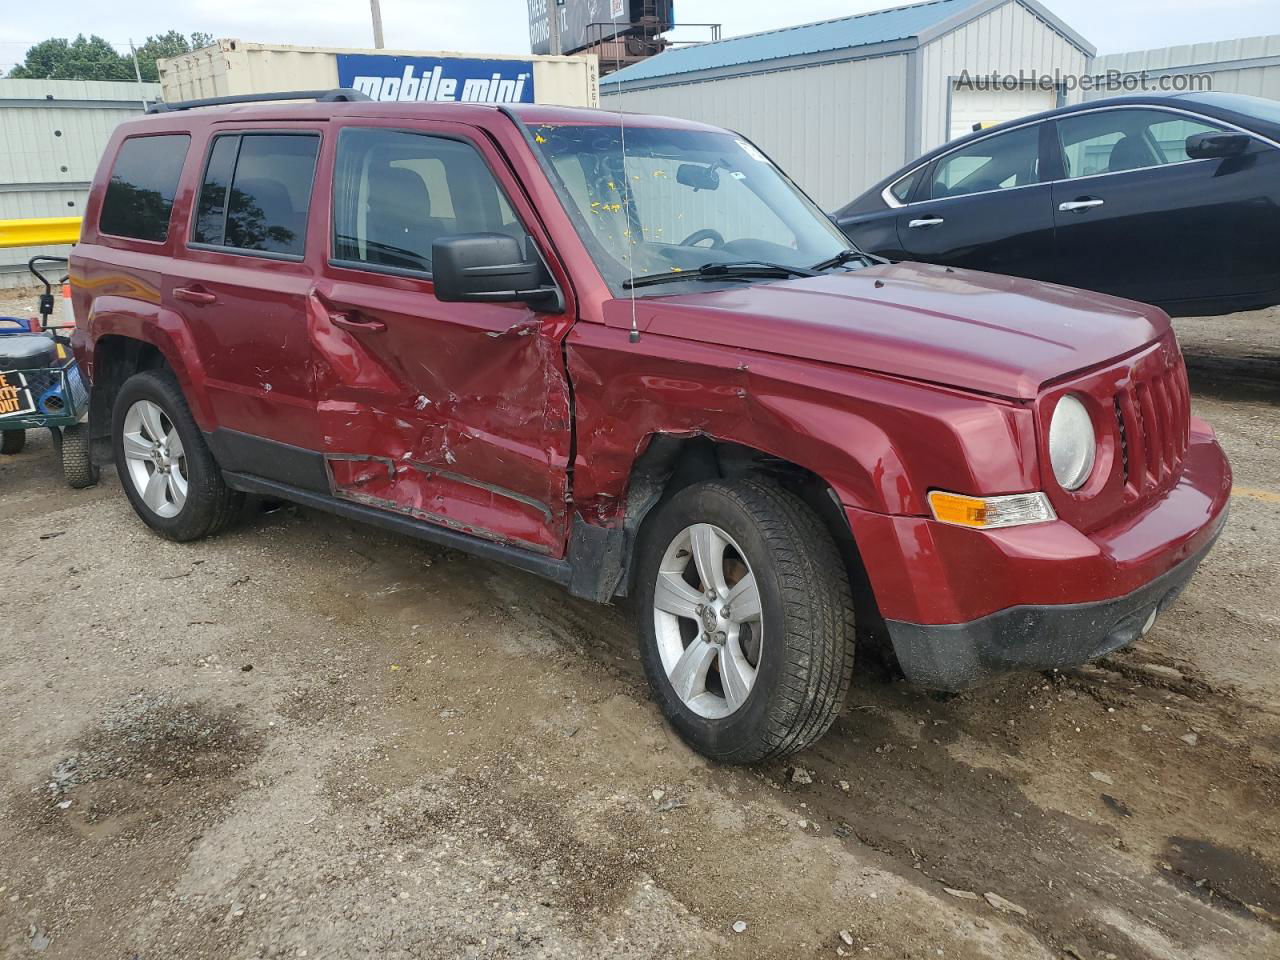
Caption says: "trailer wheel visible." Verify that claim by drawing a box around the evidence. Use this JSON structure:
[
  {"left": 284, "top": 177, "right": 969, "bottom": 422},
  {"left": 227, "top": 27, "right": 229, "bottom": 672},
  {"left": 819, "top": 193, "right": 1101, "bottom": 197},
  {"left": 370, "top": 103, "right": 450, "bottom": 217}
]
[
  {"left": 61, "top": 423, "right": 99, "bottom": 488},
  {"left": 1, "top": 430, "right": 25, "bottom": 455}
]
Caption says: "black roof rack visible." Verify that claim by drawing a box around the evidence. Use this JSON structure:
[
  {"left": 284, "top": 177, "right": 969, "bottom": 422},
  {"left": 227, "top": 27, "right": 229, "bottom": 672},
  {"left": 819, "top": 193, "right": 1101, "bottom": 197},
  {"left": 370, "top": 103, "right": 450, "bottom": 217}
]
[{"left": 146, "top": 88, "right": 371, "bottom": 114}]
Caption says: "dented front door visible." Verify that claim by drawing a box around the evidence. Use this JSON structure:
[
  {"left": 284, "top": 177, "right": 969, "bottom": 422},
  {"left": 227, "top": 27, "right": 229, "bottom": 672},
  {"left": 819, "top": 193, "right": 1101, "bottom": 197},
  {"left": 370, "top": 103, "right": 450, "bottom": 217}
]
[{"left": 309, "top": 118, "right": 574, "bottom": 557}]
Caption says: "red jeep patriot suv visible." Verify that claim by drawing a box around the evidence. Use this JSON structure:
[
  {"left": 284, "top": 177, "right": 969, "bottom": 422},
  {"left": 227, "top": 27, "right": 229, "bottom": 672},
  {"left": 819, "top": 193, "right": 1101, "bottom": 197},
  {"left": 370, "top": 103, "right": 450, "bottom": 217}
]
[{"left": 71, "top": 91, "right": 1231, "bottom": 763}]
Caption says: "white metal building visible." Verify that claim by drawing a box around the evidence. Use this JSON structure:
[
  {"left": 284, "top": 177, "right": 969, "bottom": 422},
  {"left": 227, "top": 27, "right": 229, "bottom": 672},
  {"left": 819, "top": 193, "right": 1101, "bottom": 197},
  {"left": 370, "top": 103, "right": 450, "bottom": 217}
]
[
  {"left": 1088, "top": 33, "right": 1280, "bottom": 102},
  {"left": 0, "top": 78, "right": 159, "bottom": 288},
  {"left": 602, "top": 0, "right": 1094, "bottom": 209}
]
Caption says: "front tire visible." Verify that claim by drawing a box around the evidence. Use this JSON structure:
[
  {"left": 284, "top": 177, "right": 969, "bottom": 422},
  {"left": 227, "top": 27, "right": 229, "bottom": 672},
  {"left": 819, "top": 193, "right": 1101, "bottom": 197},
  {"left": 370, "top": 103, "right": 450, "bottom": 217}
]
[
  {"left": 112, "top": 369, "right": 240, "bottom": 541},
  {"left": 636, "top": 479, "right": 856, "bottom": 763}
]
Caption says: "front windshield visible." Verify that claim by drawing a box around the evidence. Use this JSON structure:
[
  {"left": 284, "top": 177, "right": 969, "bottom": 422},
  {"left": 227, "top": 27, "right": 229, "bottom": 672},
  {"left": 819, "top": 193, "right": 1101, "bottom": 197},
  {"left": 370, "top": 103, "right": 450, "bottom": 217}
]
[{"left": 528, "top": 122, "right": 852, "bottom": 296}]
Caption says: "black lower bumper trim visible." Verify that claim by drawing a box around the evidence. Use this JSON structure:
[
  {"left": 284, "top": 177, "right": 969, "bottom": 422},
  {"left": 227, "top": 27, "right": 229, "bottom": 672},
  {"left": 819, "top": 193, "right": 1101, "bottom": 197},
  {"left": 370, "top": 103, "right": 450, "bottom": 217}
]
[{"left": 885, "top": 517, "right": 1226, "bottom": 691}]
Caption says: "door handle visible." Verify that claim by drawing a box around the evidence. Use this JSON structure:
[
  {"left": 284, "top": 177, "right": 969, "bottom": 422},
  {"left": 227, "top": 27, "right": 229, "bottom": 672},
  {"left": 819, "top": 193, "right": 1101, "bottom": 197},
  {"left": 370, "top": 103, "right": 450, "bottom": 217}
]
[
  {"left": 1059, "top": 198, "right": 1105, "bottom": 213},
  {"left": 908, "top": 216, "right": 945, "bottom": 229},
  {"left": 329, "top": 311, "right": 386, "bottom": 334},
  {"left": 173, "top": 286, "right": 217, "bottom": 305}
]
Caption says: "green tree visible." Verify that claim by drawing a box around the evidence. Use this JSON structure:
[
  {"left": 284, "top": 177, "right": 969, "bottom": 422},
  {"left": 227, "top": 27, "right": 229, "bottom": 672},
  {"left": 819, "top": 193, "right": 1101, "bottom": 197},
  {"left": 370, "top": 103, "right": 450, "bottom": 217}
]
[
  {"left": 133, "top": 31, "right": 215, "bottom": 81},
  {"left": 6, "top": 35, "right": 131, "bottom": 81},
  {"left": 5, "top": 31, "right": 213, "bottom": 81}
]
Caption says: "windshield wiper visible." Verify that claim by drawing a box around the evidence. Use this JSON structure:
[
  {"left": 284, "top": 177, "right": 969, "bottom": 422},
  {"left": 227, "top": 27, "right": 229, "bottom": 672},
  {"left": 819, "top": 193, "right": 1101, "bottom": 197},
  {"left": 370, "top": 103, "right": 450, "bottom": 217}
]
[
  {"left": 810, "top": 248, "right": 883, "bottom": 271},
  {"left": 623, "top": 260, "right": 819, "bottom": 290}
]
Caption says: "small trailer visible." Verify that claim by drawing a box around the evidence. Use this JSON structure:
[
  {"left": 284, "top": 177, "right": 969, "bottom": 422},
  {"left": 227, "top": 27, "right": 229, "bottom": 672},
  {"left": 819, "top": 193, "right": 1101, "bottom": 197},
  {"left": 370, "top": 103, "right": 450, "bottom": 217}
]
[{"left": 0, "top": 256, "right": 97, "bottom": 488}]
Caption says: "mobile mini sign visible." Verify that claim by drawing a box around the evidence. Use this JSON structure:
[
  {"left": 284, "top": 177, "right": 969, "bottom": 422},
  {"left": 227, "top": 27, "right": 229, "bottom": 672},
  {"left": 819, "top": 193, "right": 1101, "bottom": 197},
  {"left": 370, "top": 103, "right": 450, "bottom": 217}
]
[{"left": 336, "top": 54, "right": 535, "bottom": 104}]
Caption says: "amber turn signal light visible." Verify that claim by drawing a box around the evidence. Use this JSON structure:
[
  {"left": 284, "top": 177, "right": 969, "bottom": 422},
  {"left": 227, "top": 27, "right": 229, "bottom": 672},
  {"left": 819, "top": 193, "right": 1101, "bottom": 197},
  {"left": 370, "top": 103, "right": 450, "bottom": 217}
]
[{"left": 928, "top": 490, "right": 1056, "bottom": 529}]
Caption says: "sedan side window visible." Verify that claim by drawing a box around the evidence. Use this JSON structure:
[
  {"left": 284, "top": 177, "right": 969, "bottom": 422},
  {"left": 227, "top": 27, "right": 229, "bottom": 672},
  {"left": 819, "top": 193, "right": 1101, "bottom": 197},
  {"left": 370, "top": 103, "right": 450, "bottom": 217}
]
[
  {"left": 930, "top": 125, "right": 1041, "bottom": 200},
  {"left": 887, "top": 166, "right": 925, "bottom": 204},
  {"left": 332, "top": 128, "right": 523, "bottom": 275},
  {"left": 1057, "top": 109, "right": 1226, "bottom": 179},
  {"left": 1147, "top": 116, "right": 1230, "bottom": 163}
]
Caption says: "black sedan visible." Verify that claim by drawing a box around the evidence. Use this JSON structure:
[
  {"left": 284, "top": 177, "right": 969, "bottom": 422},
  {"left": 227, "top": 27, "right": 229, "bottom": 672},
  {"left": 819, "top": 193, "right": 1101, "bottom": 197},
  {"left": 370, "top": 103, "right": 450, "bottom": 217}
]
[{"left": 834, "top": 92, "right": 1280, "bottom": 317}]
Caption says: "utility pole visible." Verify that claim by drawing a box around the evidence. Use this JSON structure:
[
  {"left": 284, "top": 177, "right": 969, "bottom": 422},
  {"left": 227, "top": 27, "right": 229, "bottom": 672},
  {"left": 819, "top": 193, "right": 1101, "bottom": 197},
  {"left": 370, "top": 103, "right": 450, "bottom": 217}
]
[
  {"left": 370, "top": 0, "right": 386, "bottom": 49},
  {"left": 547, "top": 0, "right": 562, "bottom": 56},
  {"left": 127, "top": 39, "right": 149, "bottom": 110}
]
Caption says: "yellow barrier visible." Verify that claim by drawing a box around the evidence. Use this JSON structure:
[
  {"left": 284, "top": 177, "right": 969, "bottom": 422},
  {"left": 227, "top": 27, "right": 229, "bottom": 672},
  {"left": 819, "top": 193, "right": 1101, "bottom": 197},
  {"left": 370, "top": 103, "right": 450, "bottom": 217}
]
[{"left": 0, "top": 217, "right": 83, "bottom": 249}]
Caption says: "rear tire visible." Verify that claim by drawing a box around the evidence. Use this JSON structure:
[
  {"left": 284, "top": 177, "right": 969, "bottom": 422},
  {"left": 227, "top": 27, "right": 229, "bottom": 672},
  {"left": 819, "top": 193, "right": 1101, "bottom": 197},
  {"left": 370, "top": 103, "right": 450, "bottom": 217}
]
[
  {"left": 61, "top": 423, "right": 99, "bottom": 488},
  {"left": 112, "top": 369, "right": 240, "bottom": 541},
  {"left": 635, "top": 478, "right": 856, "bottom": 763},
  {"left": 1, "top": 430, "right": 25, "bottom": 455}
]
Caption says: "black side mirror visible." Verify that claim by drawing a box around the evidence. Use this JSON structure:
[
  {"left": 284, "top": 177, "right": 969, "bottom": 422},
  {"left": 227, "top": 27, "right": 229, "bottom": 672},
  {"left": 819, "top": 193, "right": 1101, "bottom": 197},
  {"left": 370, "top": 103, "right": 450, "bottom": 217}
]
[
  {"left": 676, "top": 163, "right": 720, "bottom": 191},
  {"left": 431, "top": 234, "right": 560, "bottom": 310},
  {"left": 1186, "top": 131, "right": 1250, "bottom": 160}
]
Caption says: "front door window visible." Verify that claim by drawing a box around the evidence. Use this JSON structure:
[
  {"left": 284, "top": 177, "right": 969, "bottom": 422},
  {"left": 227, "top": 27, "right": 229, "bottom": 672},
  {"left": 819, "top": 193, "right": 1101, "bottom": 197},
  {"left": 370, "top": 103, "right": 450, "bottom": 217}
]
[
  {"left": 331, "top": 128, "right": 522, "bottom": 275},
  {"left": 1055, "top": 108, "right": 1226, "bottom": 179}
]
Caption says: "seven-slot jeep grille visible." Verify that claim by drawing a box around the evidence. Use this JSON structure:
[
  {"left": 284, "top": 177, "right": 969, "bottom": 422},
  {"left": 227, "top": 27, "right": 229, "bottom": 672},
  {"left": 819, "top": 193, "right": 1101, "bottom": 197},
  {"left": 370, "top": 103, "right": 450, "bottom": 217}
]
[{"left": 1113, "top": 356, "right": 1190, "bottom": 492}]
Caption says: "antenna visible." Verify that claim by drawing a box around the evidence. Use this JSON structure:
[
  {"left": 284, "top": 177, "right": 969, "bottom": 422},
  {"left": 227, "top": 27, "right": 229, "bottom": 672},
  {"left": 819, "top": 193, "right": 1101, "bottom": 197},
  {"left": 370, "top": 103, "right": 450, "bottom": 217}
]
[{"left": 608, "top": 3, "right": 641, "bottom": 343}]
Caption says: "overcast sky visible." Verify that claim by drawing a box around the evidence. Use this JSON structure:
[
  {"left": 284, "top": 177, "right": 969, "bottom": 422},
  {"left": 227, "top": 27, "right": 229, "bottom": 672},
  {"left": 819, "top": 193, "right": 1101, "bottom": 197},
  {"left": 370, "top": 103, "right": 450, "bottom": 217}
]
[{"left": 2, "top": 0, "right": 1277, "bottom": 73}]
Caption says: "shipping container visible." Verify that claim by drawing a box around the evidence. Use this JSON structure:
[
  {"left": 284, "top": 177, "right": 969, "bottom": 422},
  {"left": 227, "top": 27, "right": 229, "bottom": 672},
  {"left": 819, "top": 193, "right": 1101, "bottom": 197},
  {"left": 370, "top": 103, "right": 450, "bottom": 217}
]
[{"left": 157, "top": 40, "right": 599, "bottom": 109}]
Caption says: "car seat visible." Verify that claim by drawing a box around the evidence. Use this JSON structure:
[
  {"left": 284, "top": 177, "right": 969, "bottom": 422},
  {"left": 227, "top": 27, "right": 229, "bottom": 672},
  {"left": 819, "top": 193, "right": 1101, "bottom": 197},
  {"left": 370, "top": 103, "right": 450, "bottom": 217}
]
[
  {"left": 1106, "top": 135, "right": 1152, "bottom": 173},
  {"left": 365, "top": 168, "right": 449, "bottom": 272}
]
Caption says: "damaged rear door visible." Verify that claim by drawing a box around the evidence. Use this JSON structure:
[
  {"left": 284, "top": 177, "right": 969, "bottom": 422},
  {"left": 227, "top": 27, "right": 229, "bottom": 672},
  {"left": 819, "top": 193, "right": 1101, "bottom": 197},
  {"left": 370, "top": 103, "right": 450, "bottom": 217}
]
[{"left": 311, "top": 118, "right": 575, "bottom": 557}]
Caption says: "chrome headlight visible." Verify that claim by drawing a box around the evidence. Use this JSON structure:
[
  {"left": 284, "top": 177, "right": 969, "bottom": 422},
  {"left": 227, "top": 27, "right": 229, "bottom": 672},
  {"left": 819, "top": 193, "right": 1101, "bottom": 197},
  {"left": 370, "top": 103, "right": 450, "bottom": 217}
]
[{"left": 1048, "top": 394, "right": 1096, "bottom": 491}]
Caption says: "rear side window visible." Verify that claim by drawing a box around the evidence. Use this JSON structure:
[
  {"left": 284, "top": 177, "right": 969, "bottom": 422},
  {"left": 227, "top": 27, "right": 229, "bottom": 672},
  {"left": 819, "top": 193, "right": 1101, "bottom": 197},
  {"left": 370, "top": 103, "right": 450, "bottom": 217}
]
[
  {"left": 887, "top": 167, "right": 924, "bottom": 204},
  {"left": 331, "top": 128, "right": 523, "bottom": 275},
  {"left": 192, "top": 133, "right": 320, "bottom": 257},
  {"left": 99, "top": 134, "right": 190, "bottom": 242}
]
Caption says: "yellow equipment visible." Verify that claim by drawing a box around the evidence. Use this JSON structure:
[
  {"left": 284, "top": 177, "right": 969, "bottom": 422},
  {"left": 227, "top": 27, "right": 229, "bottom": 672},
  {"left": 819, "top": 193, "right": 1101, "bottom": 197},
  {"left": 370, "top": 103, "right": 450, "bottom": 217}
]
[{"left": 0, "top": 217, "right": 83, "bottom": 249}]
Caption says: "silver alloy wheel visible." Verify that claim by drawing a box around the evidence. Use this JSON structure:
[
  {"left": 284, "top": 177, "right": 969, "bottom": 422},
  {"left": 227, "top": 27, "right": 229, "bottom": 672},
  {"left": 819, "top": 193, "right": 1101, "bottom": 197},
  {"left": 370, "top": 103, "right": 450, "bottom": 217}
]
[
  {"left": 652, "top": 523, "right": 763, "bottom": 719},
  {"left": 121, "top": 399, "right": 188, "bottom": 519}
]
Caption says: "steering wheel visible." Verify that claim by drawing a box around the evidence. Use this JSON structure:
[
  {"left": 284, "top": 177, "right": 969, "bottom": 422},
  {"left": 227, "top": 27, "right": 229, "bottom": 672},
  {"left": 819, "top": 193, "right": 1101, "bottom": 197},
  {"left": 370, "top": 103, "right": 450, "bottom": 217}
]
[{"left": 680, "top": 228, "right": 725, "bottom": 249}]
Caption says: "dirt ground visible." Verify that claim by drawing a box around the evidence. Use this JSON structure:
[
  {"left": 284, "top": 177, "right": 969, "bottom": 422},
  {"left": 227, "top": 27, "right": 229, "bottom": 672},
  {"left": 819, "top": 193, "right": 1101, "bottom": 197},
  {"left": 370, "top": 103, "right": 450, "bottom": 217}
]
[{"left": 1, "top": 293, "right": 1278, "bottom": 960}]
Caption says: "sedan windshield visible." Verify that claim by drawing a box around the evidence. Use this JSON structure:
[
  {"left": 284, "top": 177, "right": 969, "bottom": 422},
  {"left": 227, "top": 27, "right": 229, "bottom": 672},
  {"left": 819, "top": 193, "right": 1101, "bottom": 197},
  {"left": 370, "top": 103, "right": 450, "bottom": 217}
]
[{"left": 528, "top": 122, "right": 853, "bottom": 296}]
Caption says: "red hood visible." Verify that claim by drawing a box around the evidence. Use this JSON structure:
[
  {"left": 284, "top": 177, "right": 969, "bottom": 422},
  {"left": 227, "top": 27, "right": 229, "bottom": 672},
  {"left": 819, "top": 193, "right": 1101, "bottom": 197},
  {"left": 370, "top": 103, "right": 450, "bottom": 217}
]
[{"left": 605, "top": 262, "right": 1170, "bottom": 400}]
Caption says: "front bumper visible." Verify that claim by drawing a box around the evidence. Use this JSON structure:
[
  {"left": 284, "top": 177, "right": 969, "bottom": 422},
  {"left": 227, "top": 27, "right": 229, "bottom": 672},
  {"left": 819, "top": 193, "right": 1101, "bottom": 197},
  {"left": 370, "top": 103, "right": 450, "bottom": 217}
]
[
  {"left": 883, "top": 515, "right": 1224, "bottom": 690},
  {"left": 844, "top": 421, "right": 1231, "bottom": 691}
]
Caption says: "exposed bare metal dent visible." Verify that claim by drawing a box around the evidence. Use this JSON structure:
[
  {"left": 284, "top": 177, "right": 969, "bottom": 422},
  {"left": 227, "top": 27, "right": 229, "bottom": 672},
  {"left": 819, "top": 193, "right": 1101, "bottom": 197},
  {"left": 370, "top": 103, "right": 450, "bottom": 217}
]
[
  {"left": 336, "top": 489, "right": 555, "bottom": 554},
  {"left": 403, "top": 460, "right": 556, "bottom": 522},
  {"left": 486, "top": 319, "right": 539, "bottom": 339}
]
